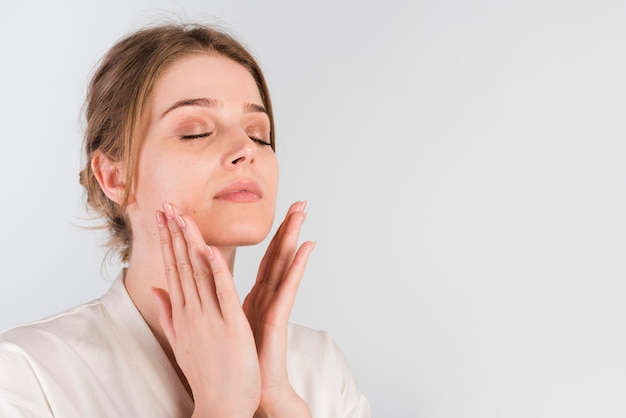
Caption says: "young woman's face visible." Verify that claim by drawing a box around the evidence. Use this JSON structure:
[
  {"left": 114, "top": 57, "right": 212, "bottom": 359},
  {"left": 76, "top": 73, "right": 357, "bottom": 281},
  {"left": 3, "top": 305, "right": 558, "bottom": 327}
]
[{"left": 130, "top": 53, "right": 278, "bottom": 248}]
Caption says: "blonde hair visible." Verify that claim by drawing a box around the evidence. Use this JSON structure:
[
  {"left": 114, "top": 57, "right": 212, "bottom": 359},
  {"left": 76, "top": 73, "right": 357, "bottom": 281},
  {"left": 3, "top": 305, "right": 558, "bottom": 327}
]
[{"left": 79, "top": 23, "right": 275, "bottom": 262}]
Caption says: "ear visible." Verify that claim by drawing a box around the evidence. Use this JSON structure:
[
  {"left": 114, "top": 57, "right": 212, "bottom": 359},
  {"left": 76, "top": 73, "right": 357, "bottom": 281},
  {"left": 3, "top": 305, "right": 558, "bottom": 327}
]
[{"left": 91, "top": 150, "right": 127, "bottom": 204}]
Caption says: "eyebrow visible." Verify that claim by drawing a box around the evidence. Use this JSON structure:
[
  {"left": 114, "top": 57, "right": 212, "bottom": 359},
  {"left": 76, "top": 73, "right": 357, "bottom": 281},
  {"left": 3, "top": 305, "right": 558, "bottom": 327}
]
[
  {"left": 244, "top": 102, "right": 268, "bottom": 114},
  {"left": 161, "top": 97, "right": 267, "bottom": 118}
]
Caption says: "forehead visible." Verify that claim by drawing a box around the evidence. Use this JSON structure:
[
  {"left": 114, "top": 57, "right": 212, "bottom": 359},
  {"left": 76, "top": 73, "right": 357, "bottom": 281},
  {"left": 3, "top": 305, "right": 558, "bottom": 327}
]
[{"left": 149, "top": 53, "right": 263, "bottom": 115}]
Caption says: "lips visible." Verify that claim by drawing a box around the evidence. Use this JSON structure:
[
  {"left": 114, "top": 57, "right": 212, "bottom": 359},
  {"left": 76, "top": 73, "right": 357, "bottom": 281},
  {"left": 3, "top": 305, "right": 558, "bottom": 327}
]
[{"left": 214, "top": 179, "right": 263, "bottom": 202}]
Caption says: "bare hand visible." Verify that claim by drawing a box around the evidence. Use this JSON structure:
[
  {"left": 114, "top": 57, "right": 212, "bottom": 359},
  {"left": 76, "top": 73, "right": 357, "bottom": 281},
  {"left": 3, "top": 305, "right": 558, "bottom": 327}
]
[
  {"left": 152, "top": 202, "right": 261, "bottom": 417},
  {"left": 243, "top": 201, "right": 315, "bottom": 417}
]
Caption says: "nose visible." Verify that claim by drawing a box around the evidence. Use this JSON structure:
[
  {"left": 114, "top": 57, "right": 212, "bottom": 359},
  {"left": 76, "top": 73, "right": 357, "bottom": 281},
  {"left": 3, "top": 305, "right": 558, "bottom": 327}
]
[{"left": 222, "top": 130, "right": 256, "bottom": 169}]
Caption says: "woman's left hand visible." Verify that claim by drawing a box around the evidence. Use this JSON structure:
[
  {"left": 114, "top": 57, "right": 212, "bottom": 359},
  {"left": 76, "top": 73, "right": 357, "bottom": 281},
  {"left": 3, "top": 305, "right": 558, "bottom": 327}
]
[{"left": 243, "top": 201, "right": 315, "bottom": 418}]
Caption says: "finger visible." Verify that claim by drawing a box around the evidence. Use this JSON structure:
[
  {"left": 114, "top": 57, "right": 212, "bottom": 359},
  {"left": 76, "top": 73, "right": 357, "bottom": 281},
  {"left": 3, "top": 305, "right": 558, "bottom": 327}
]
[
  {"left": 152, "top": 287, "right": 176, "bottom": 344},
  {"left": 205, "top": 245, "right": 245, "bottom": 322},
  {"left": 164, "top": 202, "right": 201, "bottom": 310},
  {"left": 269, "top": 241, "right": 316, "bottom": 323},
  {"left": 157, "top": 210, "right": 185, "bottom": 307},
  {"left": 257, "top": 202, "right": 306, "bottom": 286},
  {"left": 264, "top": 210, "right": 307, "bottom": 290},
  {"left": 256, "top": 201, "right": 305, "bottom": 281},
  {"left": 176, "top": 212, "right": 221, "bottom": 317}
]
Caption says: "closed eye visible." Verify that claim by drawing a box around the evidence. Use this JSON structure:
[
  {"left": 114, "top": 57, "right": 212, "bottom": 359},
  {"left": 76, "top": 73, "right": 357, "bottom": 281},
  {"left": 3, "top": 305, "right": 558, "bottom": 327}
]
[
  {"left": 250, "top": 136, "right": 271, "bottom": 146},
  {"left": 181, "top": 132, "right": 212, "bottom": 140}
]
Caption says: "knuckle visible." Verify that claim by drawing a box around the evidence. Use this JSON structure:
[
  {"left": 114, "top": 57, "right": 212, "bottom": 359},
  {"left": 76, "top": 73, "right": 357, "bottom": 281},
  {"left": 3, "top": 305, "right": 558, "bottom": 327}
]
[
  {"left": 192, "top": 269, "right": 210, "bottom": 281},
  {"left": 163, "top": 264, "right": 178, "bottom": 278},
  {"left": 176, "top": 260, "right": 192, "bottom": 274},
  {"left": 168, "top": 226, "right": 183, "bottom": 237},
  {"left": 216, "top": 287, "right": 234, "bottom": 304},
  {"left": 159, "top": 232, "right": 171, "bottom": 245},
  {"left": 187, "top": 240, "right": 200, "bottom": 251}
]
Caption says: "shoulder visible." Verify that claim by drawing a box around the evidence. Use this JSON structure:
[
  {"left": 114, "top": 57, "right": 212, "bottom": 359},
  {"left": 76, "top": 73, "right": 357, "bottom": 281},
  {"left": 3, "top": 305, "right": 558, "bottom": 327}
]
[
  {"left": 0, "top": 297, "right": 107, "bottom": 353},
  {"left": 0, "top": 271, "right": 148, "bottom": 385},
  {"left": 286, "top": 322, "right": 371, "bottom": 418},
  {"left": 286, "top": 322, "right": 339, "bottom": 376},
  {"left": 0, "top": 272, "right": 133, "bottom": 360},
  {"left": 287, "top": 321, "right": 332, "bottom": 353},
  {"left": 286, "top": 321, "right": 355, "bottom": 383},
  {"left": 0, "top": 297, "right": 113, "bottom": 391},
  {"left": 0, "top": 299, "right": 107, "bottom": 417},
  {"left": 0, "top": 274, "right": 190, "bottom": 417},
  {"left": 286, "top": 321, "right": 357, "bottom": 376}
]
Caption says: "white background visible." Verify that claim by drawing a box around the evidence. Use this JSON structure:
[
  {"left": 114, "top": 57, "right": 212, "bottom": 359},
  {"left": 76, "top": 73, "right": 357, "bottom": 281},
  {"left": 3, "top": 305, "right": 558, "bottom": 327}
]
[{"left": 2, "top": 1, "right": 626, "bottom": 417}]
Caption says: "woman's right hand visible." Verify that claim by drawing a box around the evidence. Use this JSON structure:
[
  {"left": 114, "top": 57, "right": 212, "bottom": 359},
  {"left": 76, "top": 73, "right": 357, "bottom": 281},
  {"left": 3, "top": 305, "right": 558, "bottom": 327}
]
[{"left": 152, "top": 202, "right": 261, "bottom": 418}]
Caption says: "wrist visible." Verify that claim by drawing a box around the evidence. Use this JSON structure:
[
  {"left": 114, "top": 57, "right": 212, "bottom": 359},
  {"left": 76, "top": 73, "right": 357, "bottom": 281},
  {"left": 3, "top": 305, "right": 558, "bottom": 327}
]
[
  {"left": 254, "top": 391, "right": 311, "bottom": 418},
  {"left": 192, "top": 402, "right": 257, "bottom": 418}
]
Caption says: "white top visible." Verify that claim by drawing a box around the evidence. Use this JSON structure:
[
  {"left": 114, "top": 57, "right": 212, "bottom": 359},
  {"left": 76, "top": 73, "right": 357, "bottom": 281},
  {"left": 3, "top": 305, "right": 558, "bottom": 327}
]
[{"left": 0, "top": 272, "right": 370, "bottom": 417}]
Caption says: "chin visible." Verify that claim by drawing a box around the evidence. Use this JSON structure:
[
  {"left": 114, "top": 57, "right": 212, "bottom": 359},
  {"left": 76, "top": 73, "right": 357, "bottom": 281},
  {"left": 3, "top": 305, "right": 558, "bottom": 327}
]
[
  {"left": 203, "top": 220, "right": 273, "bottom": 248},
  {"left": 207, "top": 232, "right": 268, "bottom": 248},
  {"left": 191, "top": 203, "right": 276, "bottom": 247}
]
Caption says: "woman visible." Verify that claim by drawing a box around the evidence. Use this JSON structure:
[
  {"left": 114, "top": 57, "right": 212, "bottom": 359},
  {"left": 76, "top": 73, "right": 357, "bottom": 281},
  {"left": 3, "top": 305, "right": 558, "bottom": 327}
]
[{"left": 0, "top": 23, "right": 370, "bottom": 417}]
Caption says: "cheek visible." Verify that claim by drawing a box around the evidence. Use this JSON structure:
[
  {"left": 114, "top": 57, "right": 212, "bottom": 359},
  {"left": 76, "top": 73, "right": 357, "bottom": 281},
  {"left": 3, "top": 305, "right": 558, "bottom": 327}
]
[
  {"left": 265, "top": 156, "right": 280, "bottom": 197},
  {"left": 133, "top": 154, "right": 181, "bottom": 209}
]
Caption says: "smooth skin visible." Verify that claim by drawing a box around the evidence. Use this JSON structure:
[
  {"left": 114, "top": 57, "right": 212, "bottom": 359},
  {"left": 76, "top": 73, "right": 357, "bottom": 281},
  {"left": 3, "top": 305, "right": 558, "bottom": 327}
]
[
  {"left": 155, "top": 202, "right": 314, "bottom": 417},
  {"left": 93, "top": 54, "right": 313, "bottom": 417}
]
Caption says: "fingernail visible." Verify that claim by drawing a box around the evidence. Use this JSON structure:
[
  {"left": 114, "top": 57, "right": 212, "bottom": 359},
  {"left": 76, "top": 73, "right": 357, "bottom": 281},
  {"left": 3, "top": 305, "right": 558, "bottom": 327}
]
[
  {"left": 175, "top": 214, "right": 185, "bottom": 228},
  {"left": 205, "top": 245, "right": 215, "bottom": 259},
  {"left": 156, "top": 211, "right": 166, "bottom": 228},
  {"left": 163, "top": 201, "right": 174, "bottom": 218}
]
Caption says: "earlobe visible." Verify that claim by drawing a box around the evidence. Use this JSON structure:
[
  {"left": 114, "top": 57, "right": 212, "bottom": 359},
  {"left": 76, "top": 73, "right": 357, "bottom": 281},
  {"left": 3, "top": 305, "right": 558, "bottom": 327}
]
[{"left": 91, "top": 150, "right": 126, "bottom": 204}]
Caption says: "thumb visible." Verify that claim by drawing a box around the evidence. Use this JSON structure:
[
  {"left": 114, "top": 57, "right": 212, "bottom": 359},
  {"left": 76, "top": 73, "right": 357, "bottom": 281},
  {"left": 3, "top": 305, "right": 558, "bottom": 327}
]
[{"left": 152, "top": 287, "right": 176, "bottom": 344}]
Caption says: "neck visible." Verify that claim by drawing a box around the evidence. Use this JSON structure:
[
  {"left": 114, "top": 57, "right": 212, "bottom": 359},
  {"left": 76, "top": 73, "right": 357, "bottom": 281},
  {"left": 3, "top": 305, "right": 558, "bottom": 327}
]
[
  {"left": 124, "top": 242, "right": 237, "bottom": 327},
  {"left": 122, "top": 242, "right": 237, "bottom": 393}
]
